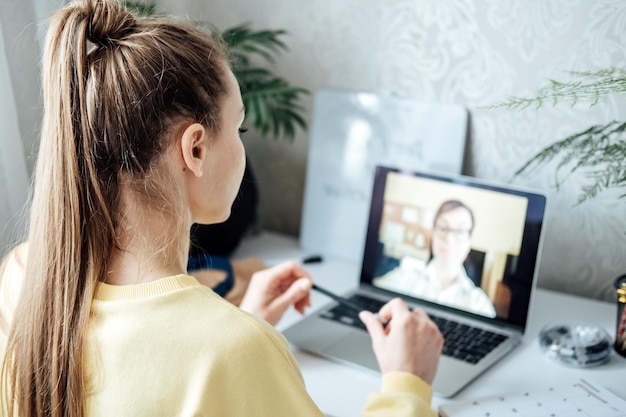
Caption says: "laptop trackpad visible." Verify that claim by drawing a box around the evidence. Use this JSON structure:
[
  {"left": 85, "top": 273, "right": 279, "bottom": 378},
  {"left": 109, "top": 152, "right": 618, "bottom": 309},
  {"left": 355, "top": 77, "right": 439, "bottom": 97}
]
[{"left": 323, "top": 330, "right": 379, "bottom": 372}]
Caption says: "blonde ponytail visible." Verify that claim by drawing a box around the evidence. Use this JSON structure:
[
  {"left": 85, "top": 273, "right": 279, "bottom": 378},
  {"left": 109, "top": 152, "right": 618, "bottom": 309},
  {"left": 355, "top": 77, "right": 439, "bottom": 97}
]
[{"left": 1, "top": 1, "right": 229, "bottom": 416}]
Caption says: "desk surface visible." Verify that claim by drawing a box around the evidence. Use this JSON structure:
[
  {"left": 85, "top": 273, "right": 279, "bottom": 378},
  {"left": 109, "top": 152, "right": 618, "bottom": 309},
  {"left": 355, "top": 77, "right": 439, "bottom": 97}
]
[{"left": 234, "top": 231, "right": 626, "bottom": 417}]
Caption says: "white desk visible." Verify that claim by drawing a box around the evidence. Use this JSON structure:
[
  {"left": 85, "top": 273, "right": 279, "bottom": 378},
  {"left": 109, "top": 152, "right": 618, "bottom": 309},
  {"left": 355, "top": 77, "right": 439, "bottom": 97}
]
[{"left": 234, "top": 232, "right": 626, "bottom": 417}]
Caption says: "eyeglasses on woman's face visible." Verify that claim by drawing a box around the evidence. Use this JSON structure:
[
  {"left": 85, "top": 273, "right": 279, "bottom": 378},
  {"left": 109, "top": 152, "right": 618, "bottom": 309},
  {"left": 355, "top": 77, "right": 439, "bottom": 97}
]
[{"left": 433, "top": 224, "right": 471, "bottom": 240}]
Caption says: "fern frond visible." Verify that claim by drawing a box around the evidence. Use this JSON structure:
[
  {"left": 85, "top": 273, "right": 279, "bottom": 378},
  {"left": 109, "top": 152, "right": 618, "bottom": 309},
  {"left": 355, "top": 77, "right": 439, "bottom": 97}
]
[
  {"left": 516, "top": 121, "right": 626, "bottom": 203},
  {"left": 492, "top": 67, "right": 626, "bottom": 110}
]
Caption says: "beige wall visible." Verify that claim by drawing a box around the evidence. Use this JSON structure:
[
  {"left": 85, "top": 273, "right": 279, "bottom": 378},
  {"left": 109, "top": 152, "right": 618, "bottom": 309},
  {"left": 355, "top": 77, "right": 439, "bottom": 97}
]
[
  {"left": 203, "top": 0, "right": 622, "bottom": 303},
  {"left": 155, "top": 0, "right": 626, "bottom": 302},
  {"left": 8, "top": 1, "right": 622, "bottom": 302}
]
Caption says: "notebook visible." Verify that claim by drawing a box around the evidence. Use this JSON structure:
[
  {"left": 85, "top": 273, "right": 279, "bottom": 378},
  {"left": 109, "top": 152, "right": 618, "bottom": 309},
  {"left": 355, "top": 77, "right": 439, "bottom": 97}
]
[
  {"left": 283, "top": 165, "right": 547, "bottom": 397},
  {"left": 439, "top": 378, "right": 626, "bottom": 417}
]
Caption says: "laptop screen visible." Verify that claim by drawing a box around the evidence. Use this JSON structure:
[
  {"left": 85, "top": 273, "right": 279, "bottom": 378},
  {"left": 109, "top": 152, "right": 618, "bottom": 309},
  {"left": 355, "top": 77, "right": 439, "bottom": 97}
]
[{"left": 360, "top": 166, "right": 547, "bottom": 332}]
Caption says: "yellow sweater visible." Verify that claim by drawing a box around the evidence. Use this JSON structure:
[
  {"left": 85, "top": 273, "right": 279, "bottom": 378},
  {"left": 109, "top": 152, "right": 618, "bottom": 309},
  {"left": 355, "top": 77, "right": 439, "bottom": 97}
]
[{"left": 0, "top": 247, "right": 436, "bottom": 416}]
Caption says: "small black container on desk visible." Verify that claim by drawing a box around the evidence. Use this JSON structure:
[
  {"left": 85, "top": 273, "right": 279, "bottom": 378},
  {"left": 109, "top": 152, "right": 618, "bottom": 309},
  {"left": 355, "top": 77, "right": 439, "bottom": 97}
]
[{"left": 614, "top": 274, "right": 626, "bottom": 358}]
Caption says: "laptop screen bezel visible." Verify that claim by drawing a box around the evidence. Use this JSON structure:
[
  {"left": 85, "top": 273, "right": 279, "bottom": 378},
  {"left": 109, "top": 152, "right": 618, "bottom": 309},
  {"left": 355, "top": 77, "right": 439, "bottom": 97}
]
[{"left": 359, "top": 165, "right": 547, "bottom": 333}]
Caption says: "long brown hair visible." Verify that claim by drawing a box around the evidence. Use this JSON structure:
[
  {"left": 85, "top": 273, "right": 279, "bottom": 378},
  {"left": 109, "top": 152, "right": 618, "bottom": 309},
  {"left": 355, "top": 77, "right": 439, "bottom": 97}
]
[{"left": 1, "top": 1, "right": 229, "bottom": 415}]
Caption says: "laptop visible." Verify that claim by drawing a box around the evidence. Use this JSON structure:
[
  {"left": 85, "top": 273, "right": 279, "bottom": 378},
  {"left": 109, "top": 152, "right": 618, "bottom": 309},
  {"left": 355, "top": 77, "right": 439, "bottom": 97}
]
[{"left": 283, "top": 165, "right": 547, "bottom": 397}]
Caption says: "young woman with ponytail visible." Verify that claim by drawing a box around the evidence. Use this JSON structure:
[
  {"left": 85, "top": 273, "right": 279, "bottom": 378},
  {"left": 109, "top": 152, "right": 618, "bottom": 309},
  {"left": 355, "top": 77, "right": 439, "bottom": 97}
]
[{"left": 0, "top": 1, "right": 443, "bottom": 416}]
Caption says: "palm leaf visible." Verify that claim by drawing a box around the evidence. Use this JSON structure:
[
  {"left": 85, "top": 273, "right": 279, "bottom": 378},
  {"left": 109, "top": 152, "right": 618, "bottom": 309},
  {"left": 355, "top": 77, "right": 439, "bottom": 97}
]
[
  {"left": 240, "top": 76, "right": 308, "bottom": 139},
  {"left": 225, "top": 26, "right": 309, "bottom": 141},
  {"left": 120, "top": 2, "right": 309, "bottom": 141},
  {"left": 222, "top": 25, "right": 288, "bottom": 65}
]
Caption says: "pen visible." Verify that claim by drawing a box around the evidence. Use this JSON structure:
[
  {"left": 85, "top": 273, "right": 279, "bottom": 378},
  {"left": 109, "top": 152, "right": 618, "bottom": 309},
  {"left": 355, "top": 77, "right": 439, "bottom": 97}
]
[{"left": 312, "top": 284, "right": 388, "bottom": 326}]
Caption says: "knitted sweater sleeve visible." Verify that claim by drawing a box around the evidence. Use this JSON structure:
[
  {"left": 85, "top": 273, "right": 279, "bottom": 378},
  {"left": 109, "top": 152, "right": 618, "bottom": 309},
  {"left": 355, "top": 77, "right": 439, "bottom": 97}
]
[{"left": 362, "top": 372, "right": 437, "bottom": 417}]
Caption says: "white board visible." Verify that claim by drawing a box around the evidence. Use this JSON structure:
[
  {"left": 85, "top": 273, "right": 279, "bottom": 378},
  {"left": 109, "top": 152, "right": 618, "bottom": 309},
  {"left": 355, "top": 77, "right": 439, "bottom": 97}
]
[{"left": 299, "top": 88, "right": 468, "bottom": 262}]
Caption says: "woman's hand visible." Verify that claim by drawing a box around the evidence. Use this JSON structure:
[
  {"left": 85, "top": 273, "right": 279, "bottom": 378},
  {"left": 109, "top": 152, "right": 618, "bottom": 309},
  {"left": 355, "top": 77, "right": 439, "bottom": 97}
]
[
  {"left": 359, "top": 298, "right": 443, "bottom": 384},
  {"left": 239, "top": 261, "right": 313, "bottom": 326}
]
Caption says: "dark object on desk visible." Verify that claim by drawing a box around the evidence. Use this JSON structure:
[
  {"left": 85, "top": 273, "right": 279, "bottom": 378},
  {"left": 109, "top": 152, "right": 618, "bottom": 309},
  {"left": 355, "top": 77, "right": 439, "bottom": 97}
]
[
  {"left": 302, "top": 255, "right": 323, "bottom": 264},
  {"left": 614, "top": 274, "right": 626, "bottom": 357}
]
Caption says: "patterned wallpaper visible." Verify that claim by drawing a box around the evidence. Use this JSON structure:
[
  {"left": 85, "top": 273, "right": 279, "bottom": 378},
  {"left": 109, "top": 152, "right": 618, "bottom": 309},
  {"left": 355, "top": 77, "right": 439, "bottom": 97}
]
[{"left": 159, "top": 0, "right": 626, "bottom": 302}]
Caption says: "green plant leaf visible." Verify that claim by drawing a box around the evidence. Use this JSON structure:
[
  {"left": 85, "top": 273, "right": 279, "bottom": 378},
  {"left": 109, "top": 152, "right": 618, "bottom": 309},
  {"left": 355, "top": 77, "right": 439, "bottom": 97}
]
[
  {"left": 493, "top": 65, "right": 626, "bottom": 204},
  {"left": 223, "top": 24, "right": 309, "bottom": 140},
  {"left": 516, "top": 121, "right": 626, "bottom": 203},
  {"left": 240, "top": 75, "right": 309, "bottom": 140},
  {"left": 222, "top": 25, "right": 288, "bottom": 65},
  {"left": 118, "top": 2, "right": 309, "bottom": 141}
]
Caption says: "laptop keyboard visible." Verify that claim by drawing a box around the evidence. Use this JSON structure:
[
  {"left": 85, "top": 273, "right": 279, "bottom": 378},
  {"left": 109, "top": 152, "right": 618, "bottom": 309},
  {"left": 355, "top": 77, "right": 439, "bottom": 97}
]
[{"left": 319, "top": 294, "right": 509, "bottom": 365}]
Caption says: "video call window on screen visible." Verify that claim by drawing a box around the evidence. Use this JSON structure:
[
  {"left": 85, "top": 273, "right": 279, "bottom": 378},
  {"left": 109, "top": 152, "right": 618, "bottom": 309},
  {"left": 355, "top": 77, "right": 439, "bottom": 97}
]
[{"left": 371, "top": 172, "right": 528, "bottom": 320}]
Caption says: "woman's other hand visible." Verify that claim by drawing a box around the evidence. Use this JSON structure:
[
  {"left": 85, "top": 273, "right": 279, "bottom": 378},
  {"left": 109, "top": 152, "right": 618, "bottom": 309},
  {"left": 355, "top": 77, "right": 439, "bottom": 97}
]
[
  {"left": 239, "top": 261, "right": 312, "bottom": 326},
  {"left": 359, "top": 298, "right": 443, "bottom": 384}
]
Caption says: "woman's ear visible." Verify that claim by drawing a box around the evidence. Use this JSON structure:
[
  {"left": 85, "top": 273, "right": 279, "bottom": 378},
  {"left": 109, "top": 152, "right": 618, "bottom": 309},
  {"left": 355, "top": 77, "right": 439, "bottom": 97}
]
[{"left": 180, "top": 123, "right": 207, "bottom": 177}]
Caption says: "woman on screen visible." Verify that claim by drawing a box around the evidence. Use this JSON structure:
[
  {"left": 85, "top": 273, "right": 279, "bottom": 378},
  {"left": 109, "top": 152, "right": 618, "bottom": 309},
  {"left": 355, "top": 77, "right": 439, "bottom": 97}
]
[{"left": 374, "top": 200, "right": 496, "bottom": 317}]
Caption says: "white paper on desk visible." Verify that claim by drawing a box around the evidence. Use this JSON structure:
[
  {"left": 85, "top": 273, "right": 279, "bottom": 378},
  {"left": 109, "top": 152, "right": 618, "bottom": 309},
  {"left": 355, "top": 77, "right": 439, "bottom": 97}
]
[
  {"left": 439, "top": 378, "right": 626, "bottom": 417},
  {"left": 300, "top": 88, "right": 467, "bottom": 263}
]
